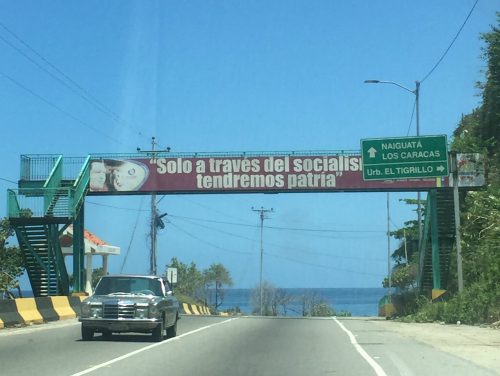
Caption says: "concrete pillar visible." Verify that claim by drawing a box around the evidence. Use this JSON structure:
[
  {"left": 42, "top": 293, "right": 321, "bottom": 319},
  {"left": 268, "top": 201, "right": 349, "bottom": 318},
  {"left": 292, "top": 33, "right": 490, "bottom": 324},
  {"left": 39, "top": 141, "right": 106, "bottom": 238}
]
[
  {"left": 102, "top": 255, "right": 108, "bottom": 275},
  {"left": 85, "top": 254, "right": 93, "bottom": 294}
]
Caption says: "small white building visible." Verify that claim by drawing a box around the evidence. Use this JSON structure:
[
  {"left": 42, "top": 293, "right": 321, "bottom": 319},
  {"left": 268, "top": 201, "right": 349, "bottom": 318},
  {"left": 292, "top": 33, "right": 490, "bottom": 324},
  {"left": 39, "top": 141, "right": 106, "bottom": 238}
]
[{"left": 60, "top": 225, "right": 120, "bottom": 294}]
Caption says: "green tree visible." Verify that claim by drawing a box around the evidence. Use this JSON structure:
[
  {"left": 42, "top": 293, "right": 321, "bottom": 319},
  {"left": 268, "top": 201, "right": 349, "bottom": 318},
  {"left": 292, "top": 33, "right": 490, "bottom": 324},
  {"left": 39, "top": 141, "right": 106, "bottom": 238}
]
[
  {"left": 165, "top": 257, "right": 205, "bottom": 302},
  {"left": 0, "top": 218, "right": 24, "bottom": 296},
  {"left": 204, "top": 263, "right": 233, "bottom": 311}
]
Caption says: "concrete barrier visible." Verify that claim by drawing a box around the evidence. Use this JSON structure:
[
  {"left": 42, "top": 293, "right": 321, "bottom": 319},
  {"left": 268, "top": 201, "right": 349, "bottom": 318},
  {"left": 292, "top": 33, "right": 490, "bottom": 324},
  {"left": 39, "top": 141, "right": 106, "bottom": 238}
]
[
  {"left": 0, "top": 296, "right": 80, "bottom": 328},
  {"left": 69, "top": 296, "right": 85, "bottom": 316},
  {"left": 182, "top": 303, "right": 192, "bottom": 315},
  {"left": 1, "top": 296, "right": 212, "bottom": 329},
  {"left": 0, "top": 300, "right": 25, "bottom": 327},
  {"left": 15, "top": 298, "right": 44, "bottom": 325},
  {"left": 35, "top": 297, "right": 60, "bottom": 322},
  {"left": 51, "top": 296, "right": 77, "bottom": 320}
]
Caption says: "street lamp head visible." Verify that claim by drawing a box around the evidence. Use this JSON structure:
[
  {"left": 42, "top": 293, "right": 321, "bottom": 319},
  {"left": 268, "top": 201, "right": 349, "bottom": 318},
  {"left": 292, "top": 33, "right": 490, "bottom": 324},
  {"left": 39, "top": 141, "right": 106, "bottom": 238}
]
[{"left": 364, "top": 80, "right": 380, "bottom": 84}]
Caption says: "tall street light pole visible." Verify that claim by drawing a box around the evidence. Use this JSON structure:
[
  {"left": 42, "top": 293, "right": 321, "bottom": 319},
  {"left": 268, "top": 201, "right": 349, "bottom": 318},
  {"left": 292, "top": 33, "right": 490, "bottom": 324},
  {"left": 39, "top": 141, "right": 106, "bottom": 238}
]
[{"left": 364, "top": 80, "right": 422, "bottom": 249}]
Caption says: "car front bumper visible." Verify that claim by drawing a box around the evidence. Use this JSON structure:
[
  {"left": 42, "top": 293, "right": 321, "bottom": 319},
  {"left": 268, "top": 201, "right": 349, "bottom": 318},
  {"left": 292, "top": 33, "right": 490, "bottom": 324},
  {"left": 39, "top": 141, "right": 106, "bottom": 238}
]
[{"left": 79, "top": 318, "right": 161, "bottom": 333}]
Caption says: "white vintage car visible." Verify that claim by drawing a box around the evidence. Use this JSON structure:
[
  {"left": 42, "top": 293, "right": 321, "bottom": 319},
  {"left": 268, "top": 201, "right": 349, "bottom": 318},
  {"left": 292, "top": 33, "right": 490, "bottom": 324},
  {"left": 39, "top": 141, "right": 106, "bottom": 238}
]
[{"left": 79, "top": 275, "right": 180, "bottom": 341}]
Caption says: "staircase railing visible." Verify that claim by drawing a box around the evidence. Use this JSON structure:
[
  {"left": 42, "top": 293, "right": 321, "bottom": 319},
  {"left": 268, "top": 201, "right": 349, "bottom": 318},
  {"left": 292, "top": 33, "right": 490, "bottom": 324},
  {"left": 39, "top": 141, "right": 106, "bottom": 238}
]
[
  {"left": 72, "top": 156, "right": 90, "bottom": 217},
  {"left": 43, "top": 156, "right": 63, "bottom": 216},
  {"left": 8, "top": 188, "right": 73, "bottom": 219},
  {"left": 7, "top": 189, "right": 21, "bottom": 218},
  {"left": 417, "top": 194, "right": 432, "bottom": 289}
]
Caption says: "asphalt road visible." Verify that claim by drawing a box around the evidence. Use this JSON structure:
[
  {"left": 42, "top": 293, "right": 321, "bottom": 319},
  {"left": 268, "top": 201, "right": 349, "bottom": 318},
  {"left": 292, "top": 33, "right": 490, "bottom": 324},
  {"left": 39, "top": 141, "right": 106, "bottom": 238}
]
[{"left": 0, "top": 316, "right": 496, "bottom": 376}]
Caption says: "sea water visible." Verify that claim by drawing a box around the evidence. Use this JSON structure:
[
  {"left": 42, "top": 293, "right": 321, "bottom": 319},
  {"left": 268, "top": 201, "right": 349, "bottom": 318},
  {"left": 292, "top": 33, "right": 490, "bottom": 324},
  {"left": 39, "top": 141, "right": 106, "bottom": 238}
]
[{"left": 217, "top": 287, "right": 386, "bottom": 316}]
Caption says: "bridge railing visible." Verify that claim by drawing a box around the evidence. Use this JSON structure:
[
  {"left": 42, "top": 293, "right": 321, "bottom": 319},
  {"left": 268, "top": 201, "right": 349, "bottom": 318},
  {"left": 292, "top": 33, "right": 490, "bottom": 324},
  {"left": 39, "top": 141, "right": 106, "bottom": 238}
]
[{"left": 20, "top": 154, "right": 61, "bottom": 181}]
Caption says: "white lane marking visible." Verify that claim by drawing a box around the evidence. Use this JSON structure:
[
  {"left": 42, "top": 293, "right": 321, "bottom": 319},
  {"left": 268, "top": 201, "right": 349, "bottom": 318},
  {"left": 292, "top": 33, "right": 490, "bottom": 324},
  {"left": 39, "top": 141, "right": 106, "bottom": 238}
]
[
  {"left": 332, "top": 318, "right": 388, "bottom": 376},
  {"left": 70, "top": 318, "right": 238, "bottom": 376}
]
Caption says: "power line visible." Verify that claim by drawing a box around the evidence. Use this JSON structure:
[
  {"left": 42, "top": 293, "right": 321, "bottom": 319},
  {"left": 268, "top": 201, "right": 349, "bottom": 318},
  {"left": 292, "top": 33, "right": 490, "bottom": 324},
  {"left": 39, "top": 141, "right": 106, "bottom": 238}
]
[
  {"left": 265, "top": 252, "right": 384, "bottom": 278},
  {"left": 86, "top": 200, "right": 149, "bottom": 211},
  {"left": 420, "top": 0, "right": 479, "bottom": 83},
  {"left": 174, "top": 215, "right": 386, "bottom": 262},
  {"left": 85, "top": 201, "right": 385, "bottom": 234},
  {"left": 120, "top": 196, "right": 145, "bottom": 273},
  {"left": 0, "top": 21, "right": 146, "bottom": 141},
  {"left": 0, "top": 70, "right": 126, "bottom": 146},
  {"left": 169, "top": 222, "right": 252, "bottom": 256},
  {"left": 171, "top": 221, "right": 384, "bottom": 278},
  {"left": 170, "top": 214, "right": 384, "bottom": 233},
  {"left": 406, "top": 99, "right": 416, "bottom": 136},
  {"left": 0, "top": 177, "right": 17, "bottom": 184}
]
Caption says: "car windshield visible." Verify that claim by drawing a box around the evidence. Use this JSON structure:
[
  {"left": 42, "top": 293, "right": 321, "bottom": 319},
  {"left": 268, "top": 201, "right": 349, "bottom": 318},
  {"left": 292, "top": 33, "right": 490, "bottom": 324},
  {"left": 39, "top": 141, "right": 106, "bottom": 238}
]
[{"left": 94, "top": 277, "right": 163, "bottom": 296}]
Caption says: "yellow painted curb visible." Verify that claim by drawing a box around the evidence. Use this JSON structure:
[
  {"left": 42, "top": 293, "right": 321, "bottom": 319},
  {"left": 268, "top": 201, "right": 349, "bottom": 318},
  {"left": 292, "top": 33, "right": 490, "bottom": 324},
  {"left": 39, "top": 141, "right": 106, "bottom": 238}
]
[
  {"left": 191, "top": 305, "right": 200, "bottom": 315},
  {"left": 182, "top": 303, "right": 192, "bottom": 315},
  {"left": 15, "top": 298, "right": 43, "bottom": 324},
  {"left": 50, "top": 296, "right": 76, "bottom": 320}
]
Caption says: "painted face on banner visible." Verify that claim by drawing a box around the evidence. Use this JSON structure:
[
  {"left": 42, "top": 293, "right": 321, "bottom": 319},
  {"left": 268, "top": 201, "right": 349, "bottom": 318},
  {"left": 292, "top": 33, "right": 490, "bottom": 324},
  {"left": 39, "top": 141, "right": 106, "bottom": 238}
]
[
  {"left": 89, "top": 161, "right": 107, "bottom": 191},
  {"left": 110, "top": 161, "right": 148, "bottom": 191}
]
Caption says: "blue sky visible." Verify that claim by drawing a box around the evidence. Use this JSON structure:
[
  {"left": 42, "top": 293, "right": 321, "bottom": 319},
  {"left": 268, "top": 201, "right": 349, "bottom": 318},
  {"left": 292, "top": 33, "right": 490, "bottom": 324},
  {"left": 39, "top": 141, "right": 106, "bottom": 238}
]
[{"left": 1, "top": 1, "right": 497, "bottom": 289}]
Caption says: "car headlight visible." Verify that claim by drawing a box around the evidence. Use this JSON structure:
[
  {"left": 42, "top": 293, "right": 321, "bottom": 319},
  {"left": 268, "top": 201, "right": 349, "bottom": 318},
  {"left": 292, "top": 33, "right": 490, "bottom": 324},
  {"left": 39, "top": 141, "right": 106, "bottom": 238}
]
[
  {"left": 135, "top": 303, "right": 149, "bottom": 319},
  {"left": 81, "top": 302, "right": 91, "bottom": 317},
  {"left": 149, "top": 304, "right": 160, "bottom": 318},
  {"left": 90, "top": 303, "right": 103, "bottom": 318}
]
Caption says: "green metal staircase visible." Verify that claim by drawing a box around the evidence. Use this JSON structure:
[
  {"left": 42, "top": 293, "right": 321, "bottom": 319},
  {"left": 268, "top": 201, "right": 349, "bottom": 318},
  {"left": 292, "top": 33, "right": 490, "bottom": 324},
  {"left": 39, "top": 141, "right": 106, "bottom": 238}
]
[
  {"left": 7, "top": 155, "right": 90, "bottom": 297},
  {"left": 418, "top": 189, "right": 456, "bottom": 294}
]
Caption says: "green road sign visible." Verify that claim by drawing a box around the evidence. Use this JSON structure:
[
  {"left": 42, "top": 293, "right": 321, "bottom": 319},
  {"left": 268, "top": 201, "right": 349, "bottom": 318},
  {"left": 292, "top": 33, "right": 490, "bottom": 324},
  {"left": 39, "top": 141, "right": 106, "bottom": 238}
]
[{"left": 361, "top": 135, "right": 449, "bottom": 180}]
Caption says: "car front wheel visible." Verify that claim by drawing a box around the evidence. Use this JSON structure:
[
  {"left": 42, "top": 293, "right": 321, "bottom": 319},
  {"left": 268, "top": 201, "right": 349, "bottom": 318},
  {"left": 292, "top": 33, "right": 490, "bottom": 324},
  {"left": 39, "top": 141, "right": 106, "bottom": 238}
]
[
  {"left": 166, "top": 316, "right": 178, "bottom": 338},
  {"left": 151, "top": 320, "right": 164, "bottom": 342}
]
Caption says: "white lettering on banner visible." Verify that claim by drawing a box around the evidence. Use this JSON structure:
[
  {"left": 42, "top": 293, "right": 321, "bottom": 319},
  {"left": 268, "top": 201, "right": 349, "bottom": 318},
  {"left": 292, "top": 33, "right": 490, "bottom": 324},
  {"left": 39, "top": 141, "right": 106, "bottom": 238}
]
[
  {"left": 209, "top": 158, "right": 261, "bottom": 173},
  {"left": 155, "top": 158, "right": 192, "bottom": 174},
  {"left": 196, "top": 174, "right": 285, "bottom": 189},
  {"left": 288, "top": 174, "right": 336, "bottom": 189},
  {"left": 292, "top": 156, "right": 361, "bottom": 173},
  {"left": 264, "top": 157, "right": 290, "bottom": 173},
  {"left": 148, "top": 156, "right": 362, "bottom": 190},
  {"left": 196, "top": 160, "right": 206, "bottom": 173}
]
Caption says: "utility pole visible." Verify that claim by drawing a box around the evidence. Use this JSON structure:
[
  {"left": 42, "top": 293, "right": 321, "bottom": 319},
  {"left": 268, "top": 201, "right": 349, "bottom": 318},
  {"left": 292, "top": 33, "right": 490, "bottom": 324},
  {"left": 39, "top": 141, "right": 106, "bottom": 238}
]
[
  {"left": 252, "top": 206, "right": 273, "bottom": 316},
  {"left": 387, "top": 193, "right": 392, "bottom": 302},
  {"left": 137, "top": 136, "right": 170, "bottom": 275},
  {"left": 150, "top": 137, "right": 158, "bottom": 275},
  {"left": 451, "top": 152, "right": 464, "bottom": 292}
]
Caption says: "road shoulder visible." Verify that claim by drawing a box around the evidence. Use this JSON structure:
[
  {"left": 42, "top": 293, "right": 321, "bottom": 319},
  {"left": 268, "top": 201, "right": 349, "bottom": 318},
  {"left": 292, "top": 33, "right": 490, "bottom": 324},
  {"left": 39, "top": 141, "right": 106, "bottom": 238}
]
[{"left": 371, "top": 319, "right": 500, "bottom": 374}]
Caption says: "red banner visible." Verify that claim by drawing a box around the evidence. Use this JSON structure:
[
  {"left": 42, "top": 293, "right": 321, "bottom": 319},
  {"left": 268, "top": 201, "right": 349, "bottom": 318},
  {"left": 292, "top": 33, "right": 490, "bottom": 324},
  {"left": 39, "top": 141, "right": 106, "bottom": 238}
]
[{"left": 88, "top": 155, "right": 448, "bottom": 194}]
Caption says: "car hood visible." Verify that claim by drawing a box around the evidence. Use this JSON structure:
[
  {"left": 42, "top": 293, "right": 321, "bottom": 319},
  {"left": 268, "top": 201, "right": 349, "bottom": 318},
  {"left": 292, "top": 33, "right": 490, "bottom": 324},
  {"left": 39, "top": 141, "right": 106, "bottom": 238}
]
[{"left": 84, "top": 295, "right": 162, "bottom": 305}]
